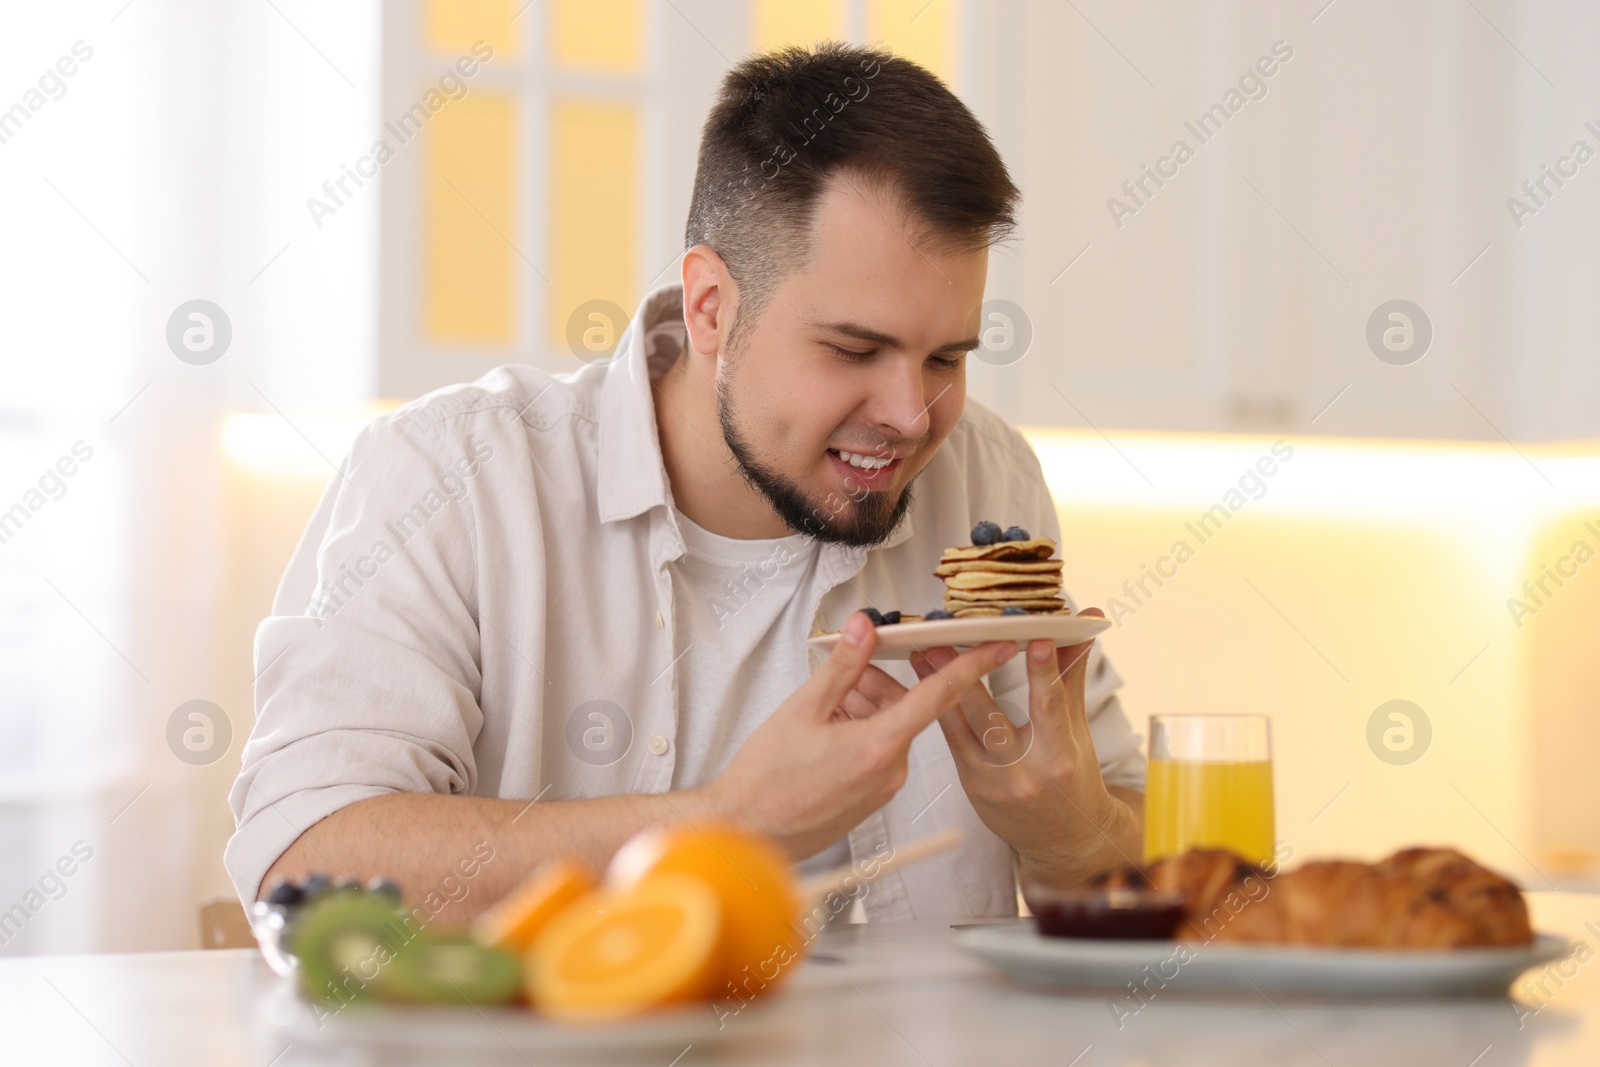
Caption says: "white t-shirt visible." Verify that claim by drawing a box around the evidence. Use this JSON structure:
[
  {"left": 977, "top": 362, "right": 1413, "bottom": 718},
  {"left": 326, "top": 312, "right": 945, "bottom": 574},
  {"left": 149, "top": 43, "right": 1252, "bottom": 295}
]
[{"left": 666, "top": 508, "right": 851, "bottom": 879}]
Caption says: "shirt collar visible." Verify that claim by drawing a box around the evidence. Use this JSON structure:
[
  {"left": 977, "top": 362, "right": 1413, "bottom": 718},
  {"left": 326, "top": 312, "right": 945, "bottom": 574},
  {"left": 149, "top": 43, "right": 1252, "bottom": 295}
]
[
  {"left": 596, "top": 283, "right": 687, "bottom": 525},
  {"left": 595, "top": 281, "right": 917, "bottom": 558}
]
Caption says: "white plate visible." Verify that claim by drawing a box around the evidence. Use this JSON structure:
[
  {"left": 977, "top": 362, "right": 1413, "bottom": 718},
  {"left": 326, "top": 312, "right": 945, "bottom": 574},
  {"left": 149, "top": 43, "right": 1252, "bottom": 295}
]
[
  {"left": 806, "top": 612, "right": 1111, "bottom": 661},
  {"left": 956, "top": 924, "right": 1571, "bottom": 997},
  {"left": 262, "top": 981, "right": 745, "bottom": 1060}
]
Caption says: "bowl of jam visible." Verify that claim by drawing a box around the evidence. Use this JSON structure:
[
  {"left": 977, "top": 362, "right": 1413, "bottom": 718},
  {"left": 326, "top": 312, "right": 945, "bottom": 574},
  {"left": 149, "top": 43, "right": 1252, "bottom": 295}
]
[{"left": 1024, "top": 887, "right": 1188, "bottom": 940}]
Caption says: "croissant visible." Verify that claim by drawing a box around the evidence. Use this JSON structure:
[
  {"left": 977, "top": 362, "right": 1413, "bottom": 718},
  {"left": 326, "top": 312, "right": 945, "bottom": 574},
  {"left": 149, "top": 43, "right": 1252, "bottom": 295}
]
[
  {"left": 1086, "top": 846, "right": 1532, "bottom": 948},
  {"left": 1265, "top": 860, "right": 1480, "bottom": 948},
  {"left": 1375, "top": 846, "right": 1534, "bottom": 946}
]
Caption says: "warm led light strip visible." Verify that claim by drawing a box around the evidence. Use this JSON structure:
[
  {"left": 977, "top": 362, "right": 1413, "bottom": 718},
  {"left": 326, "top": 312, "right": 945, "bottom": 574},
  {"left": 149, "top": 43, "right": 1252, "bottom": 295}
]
[
  {"left": 1023, "top": 428, "right": 1600, "bottom": 529},
  {"left": 221, "top": 411, "right": 1600, "bottom": 535}
]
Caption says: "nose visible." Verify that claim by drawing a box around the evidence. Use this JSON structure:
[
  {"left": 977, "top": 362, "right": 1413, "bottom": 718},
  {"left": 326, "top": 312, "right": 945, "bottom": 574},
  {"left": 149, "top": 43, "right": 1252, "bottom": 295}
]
[{"left": 866, "top": 357, "right": 938, "bottom": 445}]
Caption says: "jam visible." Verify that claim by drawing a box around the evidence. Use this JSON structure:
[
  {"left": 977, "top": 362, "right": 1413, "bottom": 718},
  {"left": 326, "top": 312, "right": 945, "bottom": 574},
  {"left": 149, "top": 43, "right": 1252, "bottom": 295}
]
[{"left": 1027, "top": 889, "right": 1187, "bottom": 940}]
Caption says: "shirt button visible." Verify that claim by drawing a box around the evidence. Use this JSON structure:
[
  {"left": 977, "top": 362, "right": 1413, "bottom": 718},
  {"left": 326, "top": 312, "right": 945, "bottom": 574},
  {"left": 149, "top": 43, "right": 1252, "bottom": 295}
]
[
  {"left": 655, "top": 611, "right": 664, "bottom": 629},
  {"left": 648, "top": 735, "right": 670, "bottom": 756}
]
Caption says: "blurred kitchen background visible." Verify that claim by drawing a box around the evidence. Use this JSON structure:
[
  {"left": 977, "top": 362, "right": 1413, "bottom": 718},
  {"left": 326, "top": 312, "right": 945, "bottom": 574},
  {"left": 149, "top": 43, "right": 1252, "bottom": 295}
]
[{"left": 3, "top": 0, "right": 1599, "bottom": 954}]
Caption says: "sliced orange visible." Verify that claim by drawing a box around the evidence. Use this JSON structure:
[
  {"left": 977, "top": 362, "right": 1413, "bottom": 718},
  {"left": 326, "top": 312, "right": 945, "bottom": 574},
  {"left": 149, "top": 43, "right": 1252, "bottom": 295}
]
[
  {"left": 526, "top": 872, "right": 722, "bottom": 1020},
  {"left": 607, "top": 825, "right": 802, "bottom": 996},
  {"left": 472, "top": 857, "right": 598, "bottom": 953}
]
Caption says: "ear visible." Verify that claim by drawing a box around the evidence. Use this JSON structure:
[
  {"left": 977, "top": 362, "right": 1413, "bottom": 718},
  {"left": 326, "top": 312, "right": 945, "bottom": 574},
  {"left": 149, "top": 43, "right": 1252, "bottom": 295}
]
[{"left": 681, "top": 245, "right": 738, "bottom": 359}]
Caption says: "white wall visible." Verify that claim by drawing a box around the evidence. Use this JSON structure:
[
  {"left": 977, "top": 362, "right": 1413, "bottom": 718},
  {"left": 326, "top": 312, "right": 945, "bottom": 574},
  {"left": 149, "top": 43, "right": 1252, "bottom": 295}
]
[{"left": 999, "top": 0, "right": 1600, "bottom": 442}]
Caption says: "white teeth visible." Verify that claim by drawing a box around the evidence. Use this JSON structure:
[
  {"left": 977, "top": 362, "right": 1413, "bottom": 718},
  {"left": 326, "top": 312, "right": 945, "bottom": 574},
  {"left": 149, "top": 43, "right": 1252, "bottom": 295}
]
[{"left": 835, "top": 450, "right": 891, "bottom": 470}]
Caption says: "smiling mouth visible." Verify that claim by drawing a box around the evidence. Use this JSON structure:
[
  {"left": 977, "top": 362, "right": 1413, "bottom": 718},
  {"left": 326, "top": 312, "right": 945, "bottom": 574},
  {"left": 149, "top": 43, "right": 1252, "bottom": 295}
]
[
  {"left": 826, "top": 448, "right": 905, "bottom": 489},
  {"left": 829, "top": 448, "right": 894, "bottom": 471}
]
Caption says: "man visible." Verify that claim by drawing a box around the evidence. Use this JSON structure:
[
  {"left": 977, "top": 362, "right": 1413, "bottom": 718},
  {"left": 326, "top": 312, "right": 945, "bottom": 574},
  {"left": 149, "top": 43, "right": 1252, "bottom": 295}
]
[{"left": 228, "top": 43, "right": 1144, "bottom": 927}]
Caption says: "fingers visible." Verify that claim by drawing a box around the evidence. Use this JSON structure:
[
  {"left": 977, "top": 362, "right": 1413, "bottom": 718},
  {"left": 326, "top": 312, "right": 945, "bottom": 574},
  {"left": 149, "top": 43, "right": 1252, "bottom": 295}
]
[
  {"left": 1054, "top": 606, "right": 1104, "bottom": 685},
  {"left": 915, "top": 645, "right": 1007, "bottom": 750},
  {"left": 802, "top": 612, "right": 877, "bottom": 719},
  {"left": 835, "top": 665, "right": 908, "bottom": 721},
  {"left": 879, "top": 641, "right": 1016, "bottom": 746},
  {"left": 1054, "top": 642, "right": 1094, "bottom": 689},
  {"left": 1035, "top": 636, "right": 1095, "bottom": 750},
  {"left": 912, "top": 649, "right": 984, "bottom": 761},
  {"left": 834, "top": 689, "right": 882, "bottom": 721},
  {"left": 909, "top": 647, "right": 950, "bottom": 676},
  {"left": 1025, "top": 637, "right": 1068, "bottom": 732},
  {"left": 1046, "top": 605, "right": 1103, "bottom": 712},
  {"left": 854, "top": 664, "right": 910, "bottom": 707}
]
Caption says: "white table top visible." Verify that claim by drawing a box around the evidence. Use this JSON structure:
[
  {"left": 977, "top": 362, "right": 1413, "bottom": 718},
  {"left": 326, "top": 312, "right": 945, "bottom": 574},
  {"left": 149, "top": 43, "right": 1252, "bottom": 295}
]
[{"left": 2, "top": 891, "right": 1596, "bottom": 1066}]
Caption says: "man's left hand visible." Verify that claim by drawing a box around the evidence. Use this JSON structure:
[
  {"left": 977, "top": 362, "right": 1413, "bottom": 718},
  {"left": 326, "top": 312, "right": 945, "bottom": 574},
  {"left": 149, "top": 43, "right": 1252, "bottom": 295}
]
[{"left": 905, "top": 607, "right": 1143, "bottom": 888}]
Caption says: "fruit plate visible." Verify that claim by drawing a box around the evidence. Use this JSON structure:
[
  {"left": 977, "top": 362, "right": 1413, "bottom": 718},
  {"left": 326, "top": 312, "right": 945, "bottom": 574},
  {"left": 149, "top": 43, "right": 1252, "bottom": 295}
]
[
  {"left": 956, "top": 923, "right": 1572, "bottom": 997},
  {"left": 261, "top": 981, "right": 750, "bottom": 1061},
  {"left": 806, "top": 612, "right": 1110, "bottom": 661}
]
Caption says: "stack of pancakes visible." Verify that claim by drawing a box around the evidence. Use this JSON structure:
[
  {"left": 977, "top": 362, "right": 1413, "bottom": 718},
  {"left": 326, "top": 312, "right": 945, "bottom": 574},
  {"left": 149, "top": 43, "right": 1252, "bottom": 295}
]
[{"left": 935, "top": 536, "right": 1066, "bottom": 618}]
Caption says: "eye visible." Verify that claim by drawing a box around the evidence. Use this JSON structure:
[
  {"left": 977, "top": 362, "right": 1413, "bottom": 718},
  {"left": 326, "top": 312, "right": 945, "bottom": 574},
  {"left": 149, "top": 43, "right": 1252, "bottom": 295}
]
[
  {"left": 825, "top": 343, "right": 874, "bottom": 361},
  {"left": 930, "top": 354, "right": 965, "bottom": 370}
]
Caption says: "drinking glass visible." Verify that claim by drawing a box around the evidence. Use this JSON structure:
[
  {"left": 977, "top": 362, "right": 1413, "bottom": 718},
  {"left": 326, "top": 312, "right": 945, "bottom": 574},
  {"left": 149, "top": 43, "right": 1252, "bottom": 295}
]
[{"left": 1143, "top": 715, "right": 1275, "bottom": 865}]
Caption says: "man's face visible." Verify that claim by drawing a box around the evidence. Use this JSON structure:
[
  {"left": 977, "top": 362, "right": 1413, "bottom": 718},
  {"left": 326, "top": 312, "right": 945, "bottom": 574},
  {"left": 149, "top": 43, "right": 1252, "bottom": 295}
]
[{"left": 717, "top": 175, "right": 989, "bottom": 546}]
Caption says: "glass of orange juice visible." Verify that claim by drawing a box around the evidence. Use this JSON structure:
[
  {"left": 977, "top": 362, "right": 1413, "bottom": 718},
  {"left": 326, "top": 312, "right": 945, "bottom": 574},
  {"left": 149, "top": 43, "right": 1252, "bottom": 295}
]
[{"left": 1144, "top": 715, "right": 1275, "bottom": 865}]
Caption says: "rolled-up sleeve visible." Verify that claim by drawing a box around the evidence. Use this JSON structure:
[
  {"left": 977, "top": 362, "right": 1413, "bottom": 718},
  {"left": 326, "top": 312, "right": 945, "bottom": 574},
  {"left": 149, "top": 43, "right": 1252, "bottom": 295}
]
[{"left": 225, "top": 412, "right": 493, "bottom": 902}]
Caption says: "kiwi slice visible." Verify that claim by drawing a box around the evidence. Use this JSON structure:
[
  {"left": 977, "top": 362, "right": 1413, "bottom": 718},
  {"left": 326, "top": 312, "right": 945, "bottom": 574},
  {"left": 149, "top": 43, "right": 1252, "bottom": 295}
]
[
  {"left": 291, "top": 893, "right": 414, "bottom": 1006},
  {"left": 382, "top": 936, "right": 522, "bottom": 1005}
]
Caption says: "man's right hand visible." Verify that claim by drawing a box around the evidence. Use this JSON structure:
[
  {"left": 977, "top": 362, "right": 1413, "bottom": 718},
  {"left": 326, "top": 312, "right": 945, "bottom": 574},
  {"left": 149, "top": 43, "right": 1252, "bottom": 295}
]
[{"left": 701, "top": 611, "right": 1017, "bottom": 860}]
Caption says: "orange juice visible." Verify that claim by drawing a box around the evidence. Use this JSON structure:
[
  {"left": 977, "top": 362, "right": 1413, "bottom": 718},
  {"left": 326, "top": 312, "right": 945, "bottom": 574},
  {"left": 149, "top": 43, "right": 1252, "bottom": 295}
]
[{"left": 1143, "top": 758, "right": 1275, "bottom": 865}]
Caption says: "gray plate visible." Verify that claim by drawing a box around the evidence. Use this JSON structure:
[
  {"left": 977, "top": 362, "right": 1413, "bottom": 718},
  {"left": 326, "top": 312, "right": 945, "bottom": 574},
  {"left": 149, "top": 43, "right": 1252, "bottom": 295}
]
[{"left": 957, "top": 924, "right": 1571, "bottom": 997}]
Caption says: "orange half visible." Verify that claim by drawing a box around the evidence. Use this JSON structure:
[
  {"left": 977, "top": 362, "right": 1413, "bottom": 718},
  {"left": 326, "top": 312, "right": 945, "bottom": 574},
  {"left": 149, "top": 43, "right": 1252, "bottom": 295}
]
[
  {"left": 473, "top": 857, "right": 598, "bottom": 953},
  {"left": 527, "top": 873, "right": 722, "bottom": 1020},
  {"left": 608, "top": 824, "right": 803, "bottom": 994}
]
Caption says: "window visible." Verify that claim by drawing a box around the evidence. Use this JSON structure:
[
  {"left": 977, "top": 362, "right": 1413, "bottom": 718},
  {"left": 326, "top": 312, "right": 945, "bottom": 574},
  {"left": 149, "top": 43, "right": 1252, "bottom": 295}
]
[{"left": 379, "top": 0, "right": 960, "bottom": 398}]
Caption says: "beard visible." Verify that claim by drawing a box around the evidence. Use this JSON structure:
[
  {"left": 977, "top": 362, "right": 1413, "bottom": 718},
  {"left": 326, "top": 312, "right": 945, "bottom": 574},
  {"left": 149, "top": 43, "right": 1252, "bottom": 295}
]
[{"left": 716, "top": 374, "right": 916, "bottom": 548}]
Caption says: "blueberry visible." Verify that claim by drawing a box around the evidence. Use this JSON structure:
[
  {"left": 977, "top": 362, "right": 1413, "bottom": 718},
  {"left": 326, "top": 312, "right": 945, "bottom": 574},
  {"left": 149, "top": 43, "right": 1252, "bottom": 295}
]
[
  {"left": 924, "top": 610, "right": 955, "bottom": 620},
  {"left": 1002, "top": 526, "right": 1030, "bottom": 542},
  {"left": 265, "top": 880, "right": 305, "bottom": 908},
  {"left": 862, "top": 607, "right": 886, "bottom": 626},
  {"left": 881, "top": 611, "right": 901, "bottom": 625},
  {"left": 367, "top": 878, "right": 402, "bottom": 901},
  {"left": 302, "top": 873, "right": 333, "bottom": 899},
  {"left": 1000, "top": 606, "right": 1028, "bottom": 616},
  {"left": 971, "top": 521, "right": 1002, "bottom": 545}
]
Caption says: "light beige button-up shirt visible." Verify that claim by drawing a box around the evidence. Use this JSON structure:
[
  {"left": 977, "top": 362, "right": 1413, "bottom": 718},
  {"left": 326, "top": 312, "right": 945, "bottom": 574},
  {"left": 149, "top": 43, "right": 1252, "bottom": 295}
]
[{"left": 226, "top": 283, "right": 1145, "bottom": 918}]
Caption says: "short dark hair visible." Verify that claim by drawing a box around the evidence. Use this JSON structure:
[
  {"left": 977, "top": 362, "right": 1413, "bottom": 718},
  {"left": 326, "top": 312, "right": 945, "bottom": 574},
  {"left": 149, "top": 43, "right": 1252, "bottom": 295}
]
[{"left": 685, "top": 42, "right": 1020, "bottom": 345}]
